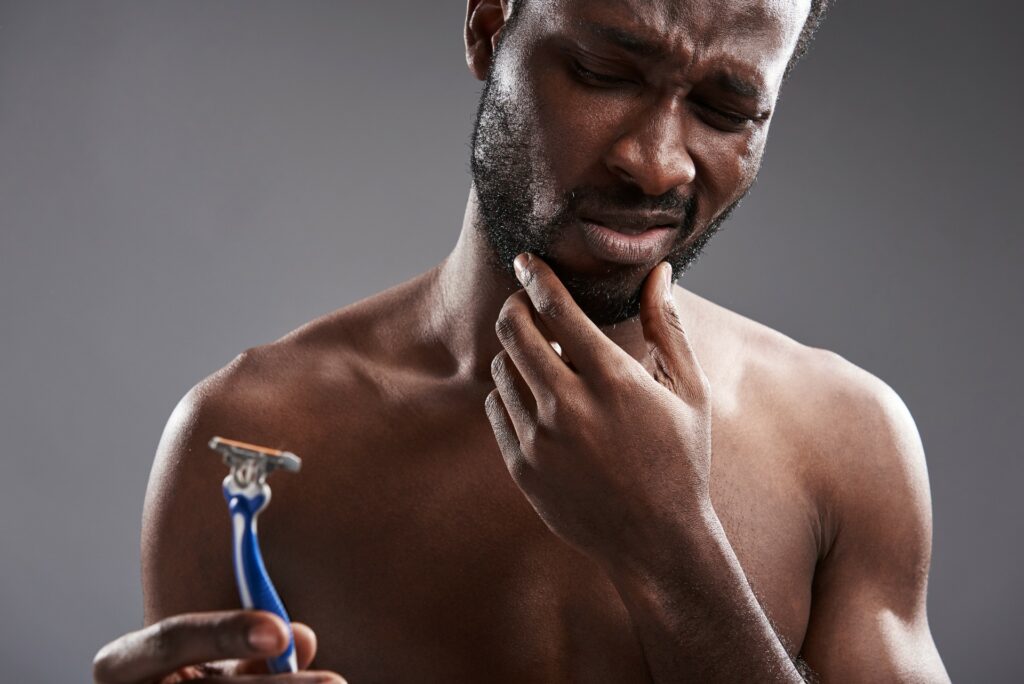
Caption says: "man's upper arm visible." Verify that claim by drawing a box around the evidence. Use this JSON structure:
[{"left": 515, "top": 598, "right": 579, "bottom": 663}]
[
  {"left": 141, "top": 355, "right": 263, "bottom": 625},
  {"left": 799, "top": 356, "right": 948, "bottom": 682}
]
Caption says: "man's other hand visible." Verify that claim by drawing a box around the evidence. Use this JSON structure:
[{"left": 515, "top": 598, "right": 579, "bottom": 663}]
[{"left": 92, "top": 609, "right": 347, "bottom": 683}]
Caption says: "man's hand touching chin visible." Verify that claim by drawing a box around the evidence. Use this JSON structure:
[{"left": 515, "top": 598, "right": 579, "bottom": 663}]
[{"left": 485, "top": 253, "right": 714, "bottom": 573}]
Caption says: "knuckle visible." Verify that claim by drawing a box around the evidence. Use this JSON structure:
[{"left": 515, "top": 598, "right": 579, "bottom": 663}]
[
  {"left": 530, "top": 422, "right": 564, "bottom": 457},
  {"left": 213, "top": 619, "right": 241, "bottom": 658},
  {"left": 484, "top": 387, "right": 502, "bottom": 415},
  {"left": 490, "top": 351, "right": 510, "bottom": 381},
  {"left": 150, "top": 616, "right": 184, "bottom": 665},
  {"left": 518, "top": 420, "right": 539, "bottom": 450},
  {"left": 510, "top": 289, "right": 531, "bottom": 307},
  {"left": 663, "top": 298, "right": 685, "bottom": 328},
  {"left": 515, "top": 256, "right": 539, "bottom": 287},
  {"left": 694, "top": 372, "right": 712, "bottom": 401},
  {"left": 504, "top": 449, "right": 533, "bottom": 483},
  {"left": 533, "top": 293, "right": 564, "bottom": 320},
  {"left": 91, "top": 641, "right": 118, "bottom": 682},
  {"left": 665, "top": 314, "right": 688, "bottom": 342},
  {"left": 678, "top": 373, "right": 710, "bottom": 404},
  {"left": 534, "top": 268, "right": 558, "bottom": 292},
  {"left": 541, "top": 393, "right": 576, "bottom": 426},
  {"left": 495, "top": 305, "right": 527, "bottom": 343},
  {"left": 598, "top": 358, "right": 637, "bottom": 389},
  {"left": 602, "top": 366, "right": 626, "bottom": 387},
  {"left": 647, "top": 351, "right": 676, "bottom": 387}
]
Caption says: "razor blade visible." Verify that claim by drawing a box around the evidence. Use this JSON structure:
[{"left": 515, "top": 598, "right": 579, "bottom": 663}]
[{"left": 209, "top": 436, "right": 301, "bottom": 487}]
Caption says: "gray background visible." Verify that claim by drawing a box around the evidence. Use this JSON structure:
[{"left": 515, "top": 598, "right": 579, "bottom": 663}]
[{"left": 0, "top": 1, "right": 1020, "bottom": 681}]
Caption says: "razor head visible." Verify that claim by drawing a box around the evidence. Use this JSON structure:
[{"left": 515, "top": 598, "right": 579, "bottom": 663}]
[{"left": 209, "top": 436, "right": 301, "bottom": 486}]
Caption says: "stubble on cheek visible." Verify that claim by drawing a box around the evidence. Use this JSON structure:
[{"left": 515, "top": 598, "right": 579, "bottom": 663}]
[{"left": 513, "top": 75, "right": 566, "bottom": 230}]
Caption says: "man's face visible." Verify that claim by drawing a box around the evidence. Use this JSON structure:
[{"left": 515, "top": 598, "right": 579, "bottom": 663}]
[{"left": 471, "top": 0, "right": 808, "bottom": 325}]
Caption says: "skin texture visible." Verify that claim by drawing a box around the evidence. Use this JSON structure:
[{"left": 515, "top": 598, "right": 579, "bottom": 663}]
[
  {"left": 108, "top": 0, "right": 950, "bottom": 682},
  {"left": 470, "top": 0, "right": 767, "bottom": 325}
]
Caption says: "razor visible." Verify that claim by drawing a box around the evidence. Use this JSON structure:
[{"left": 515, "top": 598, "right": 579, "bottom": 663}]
[{"left": 209, "top": 436, "right": 302, "bottom": 673}]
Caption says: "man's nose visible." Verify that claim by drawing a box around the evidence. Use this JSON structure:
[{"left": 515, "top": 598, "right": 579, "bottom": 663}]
[{"left": 604, "top": 99, "right": 696, "bottom": 197}]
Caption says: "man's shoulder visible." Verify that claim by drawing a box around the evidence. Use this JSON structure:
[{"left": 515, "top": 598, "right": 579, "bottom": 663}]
[
  {"left": 683, "top": 289, "right": 927, "bottom": 490},
  {"left": 684, "top": 290, "right": 932, "bottom": 575},
  {"left": 182, "top": 273, "right": 436, "bottom": 431},
  {"left": 140, "top": 282, "right": 415, "bottom": 620}
]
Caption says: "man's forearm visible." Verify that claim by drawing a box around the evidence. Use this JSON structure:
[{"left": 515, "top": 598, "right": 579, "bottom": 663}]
[{"left": 602, "top": 503, "right": 805, "bottom": 683}]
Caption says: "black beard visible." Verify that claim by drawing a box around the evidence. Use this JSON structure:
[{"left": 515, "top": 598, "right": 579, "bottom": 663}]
[{"left": 469, "top": 65, "right": 744, "bottom": 326}]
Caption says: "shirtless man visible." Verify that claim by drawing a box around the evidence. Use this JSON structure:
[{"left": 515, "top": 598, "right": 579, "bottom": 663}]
[{"left": 93, "top": 0, "right": 950, "bottom": 681}]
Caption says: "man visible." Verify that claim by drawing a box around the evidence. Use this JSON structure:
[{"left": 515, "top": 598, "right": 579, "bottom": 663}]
[{"left": 93, "top": 0, "right": 950, "bottom": 682}]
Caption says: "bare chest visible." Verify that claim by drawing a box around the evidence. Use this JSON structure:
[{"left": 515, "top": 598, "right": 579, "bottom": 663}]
[{"left": 260, "top": 399, "right": 820, "bottom": 682}]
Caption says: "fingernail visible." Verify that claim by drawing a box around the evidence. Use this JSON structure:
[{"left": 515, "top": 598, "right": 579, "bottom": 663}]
[
  {"left": 662, "top": 263, "right": 674, "bottom": 293},
  {"left": 513, "top": 253, "right": 529, "bottom": 284},
  {"left": 248, "top": 623, "right": 281, "bottom": 651}
]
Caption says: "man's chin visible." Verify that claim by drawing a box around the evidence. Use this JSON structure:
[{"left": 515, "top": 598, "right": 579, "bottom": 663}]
[{"left": 545, "top": 261, "right": 647, "bottom": 327}]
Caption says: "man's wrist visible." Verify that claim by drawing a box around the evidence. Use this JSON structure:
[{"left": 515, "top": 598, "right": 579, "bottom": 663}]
[
  {"left": 601, "top": 495, "right": 723, "bottom": 597},
  {"left": 600, "top": 501, "right": 806, "bottom": 683}
]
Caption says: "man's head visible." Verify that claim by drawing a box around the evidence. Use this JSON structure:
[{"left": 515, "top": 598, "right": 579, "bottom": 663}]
[{"left": 466, "top": 0, "right": 827, "bottom": 326}]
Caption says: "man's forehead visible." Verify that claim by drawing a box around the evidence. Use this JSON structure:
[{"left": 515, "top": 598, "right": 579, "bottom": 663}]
[
  {"left": 528, "top": 0, "right": 809, "bottom": 85},
  {"left": 537, "top": 0, "right": 808, "bottom": 34}
]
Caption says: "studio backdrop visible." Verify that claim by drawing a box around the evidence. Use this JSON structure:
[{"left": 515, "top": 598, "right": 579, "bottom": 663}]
[{"left": 0, "top": 1, "right": 1020, "bottom": 681}]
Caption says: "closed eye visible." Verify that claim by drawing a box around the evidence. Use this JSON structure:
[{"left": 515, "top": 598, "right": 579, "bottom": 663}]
[
  {"left": 570, "top": 59, "right": 635, "bottom": 87},
  {"left": 692, "top": 100, "right": 758, "bottom": 131}
]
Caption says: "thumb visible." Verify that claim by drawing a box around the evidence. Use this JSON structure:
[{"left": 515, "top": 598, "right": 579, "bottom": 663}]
[
  {"left": 235, "top": 620, "right": 319, "bottom": 674},
  {"left": 639, "top": 262, "right": 709, "bottom": 403}
]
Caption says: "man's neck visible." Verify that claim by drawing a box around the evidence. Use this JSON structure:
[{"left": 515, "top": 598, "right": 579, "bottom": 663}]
[{"left": 432, "top": 188, "right": 654, "bottom": 383}]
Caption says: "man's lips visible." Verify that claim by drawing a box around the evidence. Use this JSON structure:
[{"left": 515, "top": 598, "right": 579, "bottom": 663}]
[
  {"left": 577, "top": 217, "right": 678, "bottom": 265},
  {"left": 579, "top": 211, "right": 682, "bottom": 235}
]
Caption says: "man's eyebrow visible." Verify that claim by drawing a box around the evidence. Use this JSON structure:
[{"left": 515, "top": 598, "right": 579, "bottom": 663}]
[
  {"left": 577, "top": 20, "right": 669, "bottom": 59},
  {"left": 714, "top": 71, "right": 764, "bottom": 100},
  {"left": 576, "top": 20, "right": 767, "bottom": 101}
]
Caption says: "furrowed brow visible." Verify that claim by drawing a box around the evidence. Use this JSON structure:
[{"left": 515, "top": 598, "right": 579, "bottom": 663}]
[
  {"left": 576, "top": 20, "right": 768, "bottom": 102},
  {"left": 714, "top": 71, "right": 765, "bottom": 101},
  {"left": 578, "top": 20, "right": 669, "bottom": 59}
]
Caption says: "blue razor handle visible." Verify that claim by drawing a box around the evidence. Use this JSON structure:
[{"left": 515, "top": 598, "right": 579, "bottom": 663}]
[{"left": 222, "top": 476, "right": 298, "bottom": 673}]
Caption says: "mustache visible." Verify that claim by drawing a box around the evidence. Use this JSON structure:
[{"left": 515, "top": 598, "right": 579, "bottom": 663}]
[{"left": 562, "top": 185, "right": 697, "bottom": 230}]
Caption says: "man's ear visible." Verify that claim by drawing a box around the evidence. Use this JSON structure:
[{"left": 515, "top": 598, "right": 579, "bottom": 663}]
[{"left": 465, "top": 0, "right": 512, "bottom": 80}]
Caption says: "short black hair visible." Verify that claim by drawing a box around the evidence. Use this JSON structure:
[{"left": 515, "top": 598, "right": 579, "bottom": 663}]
[
  {"left": 506, "top": 0, "right": 831, "bottom": 79},
  {"left": 787, "top": 0, "right": 830, "bottom": 77}
]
